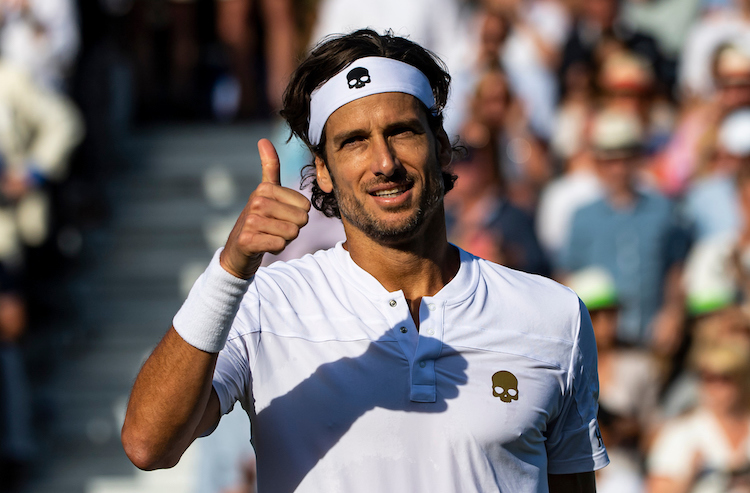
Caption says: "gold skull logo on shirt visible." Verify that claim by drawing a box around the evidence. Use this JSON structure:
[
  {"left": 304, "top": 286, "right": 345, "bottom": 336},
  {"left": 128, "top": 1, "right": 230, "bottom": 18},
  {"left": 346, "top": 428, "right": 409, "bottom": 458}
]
[{"left": 491, "top": 371, "right": 519, "bottom": 403}]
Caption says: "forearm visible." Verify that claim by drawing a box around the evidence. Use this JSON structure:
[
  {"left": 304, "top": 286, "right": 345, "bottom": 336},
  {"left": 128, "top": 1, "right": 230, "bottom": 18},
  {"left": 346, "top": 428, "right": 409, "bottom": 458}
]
[{"left": 121, "top": 326, "right": 219, "bottom": 470}]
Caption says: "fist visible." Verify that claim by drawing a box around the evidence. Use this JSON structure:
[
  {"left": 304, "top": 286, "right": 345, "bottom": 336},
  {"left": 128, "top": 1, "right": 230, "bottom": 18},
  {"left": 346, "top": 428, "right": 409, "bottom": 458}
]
[{"left": 220, "top": 139, "right": 310, "bottom": 279}]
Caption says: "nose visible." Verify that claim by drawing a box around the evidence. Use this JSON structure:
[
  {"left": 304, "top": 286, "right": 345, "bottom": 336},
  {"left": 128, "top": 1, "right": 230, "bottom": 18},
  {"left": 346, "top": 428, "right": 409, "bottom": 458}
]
[{"left": 370, "top": 136, "right": 400, "bottom": 177}]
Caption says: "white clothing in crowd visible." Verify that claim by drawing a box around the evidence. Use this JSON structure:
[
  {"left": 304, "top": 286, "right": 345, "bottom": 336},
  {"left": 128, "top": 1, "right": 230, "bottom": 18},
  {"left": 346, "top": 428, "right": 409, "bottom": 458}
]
[{"left": 0, "top": 0, "right": 80, "bottom": 91}]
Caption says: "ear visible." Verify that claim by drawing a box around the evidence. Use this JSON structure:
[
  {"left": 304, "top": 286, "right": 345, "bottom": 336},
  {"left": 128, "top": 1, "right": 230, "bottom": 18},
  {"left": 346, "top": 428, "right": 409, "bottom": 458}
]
[
  {"left": 436, "top": 127, "right": 452, "bottom": 170},
  {"left": 315, "top": 154, "right": 333, "bottom": 193}
]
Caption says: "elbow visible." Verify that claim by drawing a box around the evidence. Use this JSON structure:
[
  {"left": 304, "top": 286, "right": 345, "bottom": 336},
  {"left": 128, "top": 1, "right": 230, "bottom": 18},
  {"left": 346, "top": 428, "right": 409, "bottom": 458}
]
[{"left": 121, "top": 424, "right": 178, "bottom": 471}]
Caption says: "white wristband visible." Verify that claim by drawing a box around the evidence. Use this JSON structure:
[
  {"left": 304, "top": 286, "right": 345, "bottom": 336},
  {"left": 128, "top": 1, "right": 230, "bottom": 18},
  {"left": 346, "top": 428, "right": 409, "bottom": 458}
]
[{"left": 173, "top": 248, "right": 251, "bottom": 353}]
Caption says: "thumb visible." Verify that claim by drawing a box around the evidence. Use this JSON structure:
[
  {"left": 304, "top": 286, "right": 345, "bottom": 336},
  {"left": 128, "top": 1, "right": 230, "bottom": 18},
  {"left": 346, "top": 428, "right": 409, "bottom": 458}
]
[{"left": 258, "top": 138, "right": 281, "bottom": 185}]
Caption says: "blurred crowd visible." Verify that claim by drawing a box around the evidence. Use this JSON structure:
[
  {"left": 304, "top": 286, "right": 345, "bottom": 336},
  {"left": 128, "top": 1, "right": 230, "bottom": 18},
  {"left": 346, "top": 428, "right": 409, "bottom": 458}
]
[
  {"left": 439, "top": 0, "right": 750, "bottom": 492},
  {"left": 0, "top": 0, "right": 84, "bottom": 490},
  {"left": 3, "top": 0, "right": 750, "bottom": 493}
]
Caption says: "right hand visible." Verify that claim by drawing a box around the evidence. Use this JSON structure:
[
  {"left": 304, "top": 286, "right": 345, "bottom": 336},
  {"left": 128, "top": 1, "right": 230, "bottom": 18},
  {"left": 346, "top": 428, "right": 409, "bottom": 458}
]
[{"left": 220, "top": 138, "right": 310, "bottom": 279}]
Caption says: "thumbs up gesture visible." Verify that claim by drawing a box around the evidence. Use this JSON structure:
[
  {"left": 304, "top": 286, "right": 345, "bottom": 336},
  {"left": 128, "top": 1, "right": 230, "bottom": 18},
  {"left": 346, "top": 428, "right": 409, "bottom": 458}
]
[{"left": 220, "top": 139, "right": 311, "bottom": 279}]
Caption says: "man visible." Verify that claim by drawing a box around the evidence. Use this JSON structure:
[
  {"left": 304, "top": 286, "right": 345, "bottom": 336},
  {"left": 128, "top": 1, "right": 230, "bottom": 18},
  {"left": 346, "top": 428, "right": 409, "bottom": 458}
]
[
  {"left": 0, "top": 58, "right": 83, "bottom": 264},
  {"left": 122, "top": 30, "right": 608, "bottom": 492},
  {"left": 561, "top": 109, "right": 690, "bottom": 353},
  {"left": 559, "top": 0, "right": 673, "bottom": 95},
  {"left": 0, "top": 0, "right": 80, "bottom": 92},
  {"left": 684, "top": 107, "right": 750, "bottom": 241}
]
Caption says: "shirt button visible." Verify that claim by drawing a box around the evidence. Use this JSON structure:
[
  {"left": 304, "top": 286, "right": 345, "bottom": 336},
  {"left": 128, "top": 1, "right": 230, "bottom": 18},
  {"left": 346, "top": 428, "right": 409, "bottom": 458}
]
[
  {"left": 427, "top": 329, "right": 435, "bottom": 335},
  {"left": 389, "top": 300, "right": 397, "bottom": 307},
  {"left": 419, "top": 361, "right": 426, "bottom": 368},
  {"left": 428, "top": 303, "right": 436, "bottom": 311},
  {"left": 400, "top": 326, "right": 408, "bottom": 333}
]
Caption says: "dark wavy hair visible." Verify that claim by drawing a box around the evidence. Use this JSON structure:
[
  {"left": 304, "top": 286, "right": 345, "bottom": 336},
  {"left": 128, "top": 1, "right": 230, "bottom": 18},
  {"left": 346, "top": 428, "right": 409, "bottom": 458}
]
[{"left": 280, "top": 29, "right": 458, "bottom": 218}]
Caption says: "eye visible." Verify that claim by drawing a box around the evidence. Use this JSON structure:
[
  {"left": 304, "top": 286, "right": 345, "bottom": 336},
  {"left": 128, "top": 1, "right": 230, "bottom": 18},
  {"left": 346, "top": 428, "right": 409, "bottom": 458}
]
[
  {"left": 393, "top": 126, "right": 417, "bottom": 137},
  {"left": 341, "top": 135, "right": 366, "bottom": 148}
]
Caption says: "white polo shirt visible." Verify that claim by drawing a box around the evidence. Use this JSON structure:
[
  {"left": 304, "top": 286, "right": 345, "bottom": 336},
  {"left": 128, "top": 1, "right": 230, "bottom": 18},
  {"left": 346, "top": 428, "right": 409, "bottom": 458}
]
[{"left": 212, "top": 243, "right": 609, "bottom": 492}]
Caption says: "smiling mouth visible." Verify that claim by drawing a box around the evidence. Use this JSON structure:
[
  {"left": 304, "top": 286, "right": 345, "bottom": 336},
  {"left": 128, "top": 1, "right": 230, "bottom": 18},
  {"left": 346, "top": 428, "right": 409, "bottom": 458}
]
[{"left": 370, "top": 184, "right": 412, "bottom": 198}]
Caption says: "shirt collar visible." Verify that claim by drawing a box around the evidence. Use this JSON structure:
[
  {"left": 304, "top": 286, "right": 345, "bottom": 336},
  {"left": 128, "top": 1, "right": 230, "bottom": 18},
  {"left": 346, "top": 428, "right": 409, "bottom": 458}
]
[{"left": 332, "top": 241, "right": 479, "bottom": 305}]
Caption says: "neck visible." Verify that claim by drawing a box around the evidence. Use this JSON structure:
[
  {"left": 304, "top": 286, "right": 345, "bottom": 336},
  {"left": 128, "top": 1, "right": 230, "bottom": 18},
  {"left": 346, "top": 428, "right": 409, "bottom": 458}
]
[
  {"left": 607, "top": 187, "right": 637, "bottom": 209},
  {"left": 342, "top": 209, "right": 459, "bottom": 300}
]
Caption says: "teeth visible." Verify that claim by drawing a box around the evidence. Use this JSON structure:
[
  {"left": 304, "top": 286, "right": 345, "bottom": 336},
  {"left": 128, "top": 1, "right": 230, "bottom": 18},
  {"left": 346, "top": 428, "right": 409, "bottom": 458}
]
[{"left": 373, "top": 187, "right": 404, "bottom": 197}]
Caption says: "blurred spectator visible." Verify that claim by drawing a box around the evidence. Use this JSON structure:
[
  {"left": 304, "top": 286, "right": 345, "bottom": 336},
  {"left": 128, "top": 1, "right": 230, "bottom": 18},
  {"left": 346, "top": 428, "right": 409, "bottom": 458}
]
[
  {"left": 560, "top": 0, "right": 674, "bottom": 97},
  {"left": 0, "top": 60, "right": 84, "bottom": 268},
  {"left": 733, "top": 166, "right": 750, "bottom": 301},
  {"left": 621, "top": 0, "right": 702, "bottom": 63},
  {"left": 461, "top": 67, "right": 550, "bottom": 211},
  {"left": 684, "top": 233, "right": 741, "bottom": 318},
  {"left": 536, "top": 148, "right": 601, "bottom": 263},
  {"left": 679, "top": 0, "right": 750, "bottom": 101},
  {"left": 647, "top": 341, "right": 750, "bottom": 493},
  {"left": 566, "top": 267, "right": 659, "bottom": 493},
  {"left": 445, "top": 67, "right": 550, "bottom": 274},
  {"left": 166, "top": 0, "right": 298, "bottom": 116},
  {"left": 0, "top": 0, "right": 80, "bottom": 92},
  {"left": 597, "top": 49, "right": 676, "bottom": 155},
  {"left": 0, "top": 265, "right": 32, "bottom": 492},
  {"left": 560, "top": 109, "right": 691, "bottom": 351},
  {"left": 684, "top": 107, "right": 750, "bottom": 241},
  {"left": 567, "top": 266, "right": 661, "bottom": 430},
  {"left": 654, "top": 40, "right": 750, "bottom": 196},
  {"left": 658, "top": 306, "right": 750, "bottom": 422},
  {"left": 489, "top": 0, "right": 571, "bottom": 140},
  {"left": 539, "top": 33, "right": 600, "bottom": 261},
  {"left": 475, "top": 5, "right": 510, "bottom": 70}
]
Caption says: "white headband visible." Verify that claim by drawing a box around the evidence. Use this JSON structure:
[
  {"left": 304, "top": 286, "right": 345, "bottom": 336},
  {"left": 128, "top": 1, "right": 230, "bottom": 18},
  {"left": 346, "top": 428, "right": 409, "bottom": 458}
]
[{"left": 307, "top": 56, "right": 436, "bottom": 146}]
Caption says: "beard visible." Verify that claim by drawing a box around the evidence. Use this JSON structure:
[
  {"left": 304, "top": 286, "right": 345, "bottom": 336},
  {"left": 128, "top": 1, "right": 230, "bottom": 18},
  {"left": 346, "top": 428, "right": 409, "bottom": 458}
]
[{"left": 332, "top": 166, "right": 445, "bottom": 244}]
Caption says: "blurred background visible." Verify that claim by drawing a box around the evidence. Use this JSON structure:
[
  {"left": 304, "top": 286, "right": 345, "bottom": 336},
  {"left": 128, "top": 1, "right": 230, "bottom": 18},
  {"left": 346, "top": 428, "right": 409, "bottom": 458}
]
[{"left": 1, "top": 0, "right": 750, "bottom": 492}]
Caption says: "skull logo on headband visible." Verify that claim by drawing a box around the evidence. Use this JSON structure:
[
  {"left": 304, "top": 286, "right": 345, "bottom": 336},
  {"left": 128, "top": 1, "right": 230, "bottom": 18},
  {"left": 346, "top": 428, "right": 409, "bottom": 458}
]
[{"left": 347, "top": 67, "right": 371, "bottom": 89}]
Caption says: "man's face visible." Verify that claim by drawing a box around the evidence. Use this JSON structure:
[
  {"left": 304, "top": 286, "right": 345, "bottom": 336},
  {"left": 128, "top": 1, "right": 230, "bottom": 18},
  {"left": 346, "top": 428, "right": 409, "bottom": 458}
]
[
  {"left": 315, "top": 92, "right": 451, "bottom": 244},
  {"left": 594, "top": 151, "right": 640, "bottom": 197},
  {"left": 717, "top": 78, "right": 750, "bottom": 110},
  {"left": 585, "top": 0, "right": 618, "bottom": 29}
]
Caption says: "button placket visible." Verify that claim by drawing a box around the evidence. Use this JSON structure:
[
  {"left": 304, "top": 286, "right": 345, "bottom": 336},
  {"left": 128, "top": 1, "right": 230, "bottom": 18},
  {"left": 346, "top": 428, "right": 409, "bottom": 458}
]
[
  {"left": 409, "top": 299, "right": 445, "bottom": 403},
  {"left": 384, "top": 293, "right": 418, "bottom": 367}
]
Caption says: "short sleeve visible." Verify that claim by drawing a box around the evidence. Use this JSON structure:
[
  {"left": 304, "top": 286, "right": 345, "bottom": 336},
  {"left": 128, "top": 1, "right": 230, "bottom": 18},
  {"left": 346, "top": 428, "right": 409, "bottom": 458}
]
[
  {"left": 211, "top": 283, "right": 261, "bottom": 418},
  {"left": 545, "top": 298, "right": 610, "bottom": 474},
  {"left": 212, "top": 332, "right": 251, "bottom": 416}
]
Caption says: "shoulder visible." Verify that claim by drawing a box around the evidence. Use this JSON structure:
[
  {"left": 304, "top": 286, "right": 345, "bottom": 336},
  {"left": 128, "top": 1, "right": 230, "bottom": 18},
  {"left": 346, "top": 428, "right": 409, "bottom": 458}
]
[
  {"left": 445, "top": 253, "right": 587, "bottom": 374},
  {"left": 258, "top": 246, "right": 339, "bottom": 279},
  {"left": 574, "top": 197, "right": 607, "bottom": 217},
  {"left": 639, "top": 191, "right": 685, "bottom": 223},
  {"left": 569, "top": 199, "right": 607, "bottom": 229},
  {"left": 472, "top": 255, "right": 583, "bottom": 335},
  {"left": 686, "top": 175, "right": 733, "bottom": 199},
  {"left": 250, "top": 246, "right": 345, "bottom": 302}
]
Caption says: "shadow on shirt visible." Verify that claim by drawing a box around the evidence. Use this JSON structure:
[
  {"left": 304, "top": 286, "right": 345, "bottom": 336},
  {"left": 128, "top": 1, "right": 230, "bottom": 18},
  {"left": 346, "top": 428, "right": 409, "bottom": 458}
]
[{"left": 250, "top": 331, "right": 469, "bottom": 492}]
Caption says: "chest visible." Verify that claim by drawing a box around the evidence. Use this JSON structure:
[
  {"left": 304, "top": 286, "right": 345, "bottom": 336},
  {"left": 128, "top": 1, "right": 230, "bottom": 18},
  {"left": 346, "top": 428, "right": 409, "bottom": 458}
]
[{"left": 248, "top": 301, "right": 570, "bottom": 462}]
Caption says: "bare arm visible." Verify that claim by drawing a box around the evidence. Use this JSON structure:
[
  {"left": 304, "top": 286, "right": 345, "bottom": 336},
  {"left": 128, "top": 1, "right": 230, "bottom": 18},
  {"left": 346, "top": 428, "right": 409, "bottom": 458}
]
[
  {"left": 548, "top": 471, "right": 597, "bottom": 493},
  {"left": 121, "top": 139, "right": 309, "bottom": 470},
  {"left": 121, "top": 327, "right": 221, "bottom": 470},
  {"left": 647, "top": 476, "right": 695, "bottom": 493}
]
